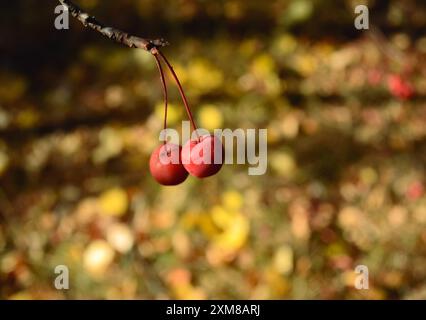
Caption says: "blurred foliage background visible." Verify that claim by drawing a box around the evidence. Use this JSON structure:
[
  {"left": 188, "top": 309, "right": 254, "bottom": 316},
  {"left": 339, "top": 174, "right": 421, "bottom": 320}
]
[{"left": 0, "top": 0, "right": 425, "bottom": 299}]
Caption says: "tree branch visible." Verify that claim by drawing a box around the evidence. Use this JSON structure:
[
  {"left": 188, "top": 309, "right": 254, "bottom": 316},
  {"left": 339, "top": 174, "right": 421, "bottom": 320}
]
[{"left": 58, "top": 0, "right": 168, "bottom": 51}]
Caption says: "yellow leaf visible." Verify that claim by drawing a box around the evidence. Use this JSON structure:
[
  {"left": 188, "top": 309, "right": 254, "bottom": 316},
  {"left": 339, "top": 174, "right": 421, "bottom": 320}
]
[
  {"left": 188, "top": 59, "right": 224, "bottom": 94},
  {"left": 199, "top": 213, "right": 220, "bottom": 238},
  {"left": 180, "top": 211, "right": 200, "bottom": 230},
  {"left": 211, "top": 205, "right": 233, "bottom": 229},
  {"left": 98, "top": 187, "right": 128, "bottom": 217},
  {"left": 251, "top": 54, "right": 276, "bottom": 77},
  {"left": 222, "top": 190, "right": 243, "bottom": 211},
  {"left": 214, "top": 213, "right": 249, "bottom": 251},
  {"left": 270, "top": 152, "right": 296, "bottom": 178},
  {"left": 198, "top": 104, "right": 223, "bottom": 130},
  {"left": 293, "top": 54, "right": 317, "bottom": 77},
  {"left": 155, "top": 102, "right": 182, "bottom": 126},
  {"left": 273, "top": 245, "right": 294, "bottom": 275}
]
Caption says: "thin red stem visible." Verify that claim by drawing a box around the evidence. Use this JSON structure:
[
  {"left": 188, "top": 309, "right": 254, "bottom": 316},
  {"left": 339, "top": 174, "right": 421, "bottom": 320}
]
[
  {"left": 153, "top": 53, "right": 168, "bottom": 145},
  {"left": 158, "top": 51, "right": 198, "bottom": 134}
]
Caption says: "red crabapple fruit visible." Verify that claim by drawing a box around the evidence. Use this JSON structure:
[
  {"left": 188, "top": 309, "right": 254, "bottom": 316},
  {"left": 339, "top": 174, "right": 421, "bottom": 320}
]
[
  {"left": 149, "top": 143, "right": 188, "bottom": 186},
  {"left": 181, "top": 135, "right": 224, "bottom": 178}
]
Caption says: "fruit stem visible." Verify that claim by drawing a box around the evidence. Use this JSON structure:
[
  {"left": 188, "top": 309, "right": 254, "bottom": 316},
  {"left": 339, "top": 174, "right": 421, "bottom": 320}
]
[
  {"left": 158, "top": 50, "right": 199, "bottom": 136},
  {"left": 153, "top": 53, "right": 168, "bottom": 145}
]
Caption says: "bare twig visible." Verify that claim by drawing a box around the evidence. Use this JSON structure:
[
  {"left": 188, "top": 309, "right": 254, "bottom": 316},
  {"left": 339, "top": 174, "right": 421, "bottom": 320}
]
[
  {"left": 59, "top": 0, "right": 200, "bottom": 133},
  {"left": 58, "top": 0, "right": 168, "bottom": 51}
]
